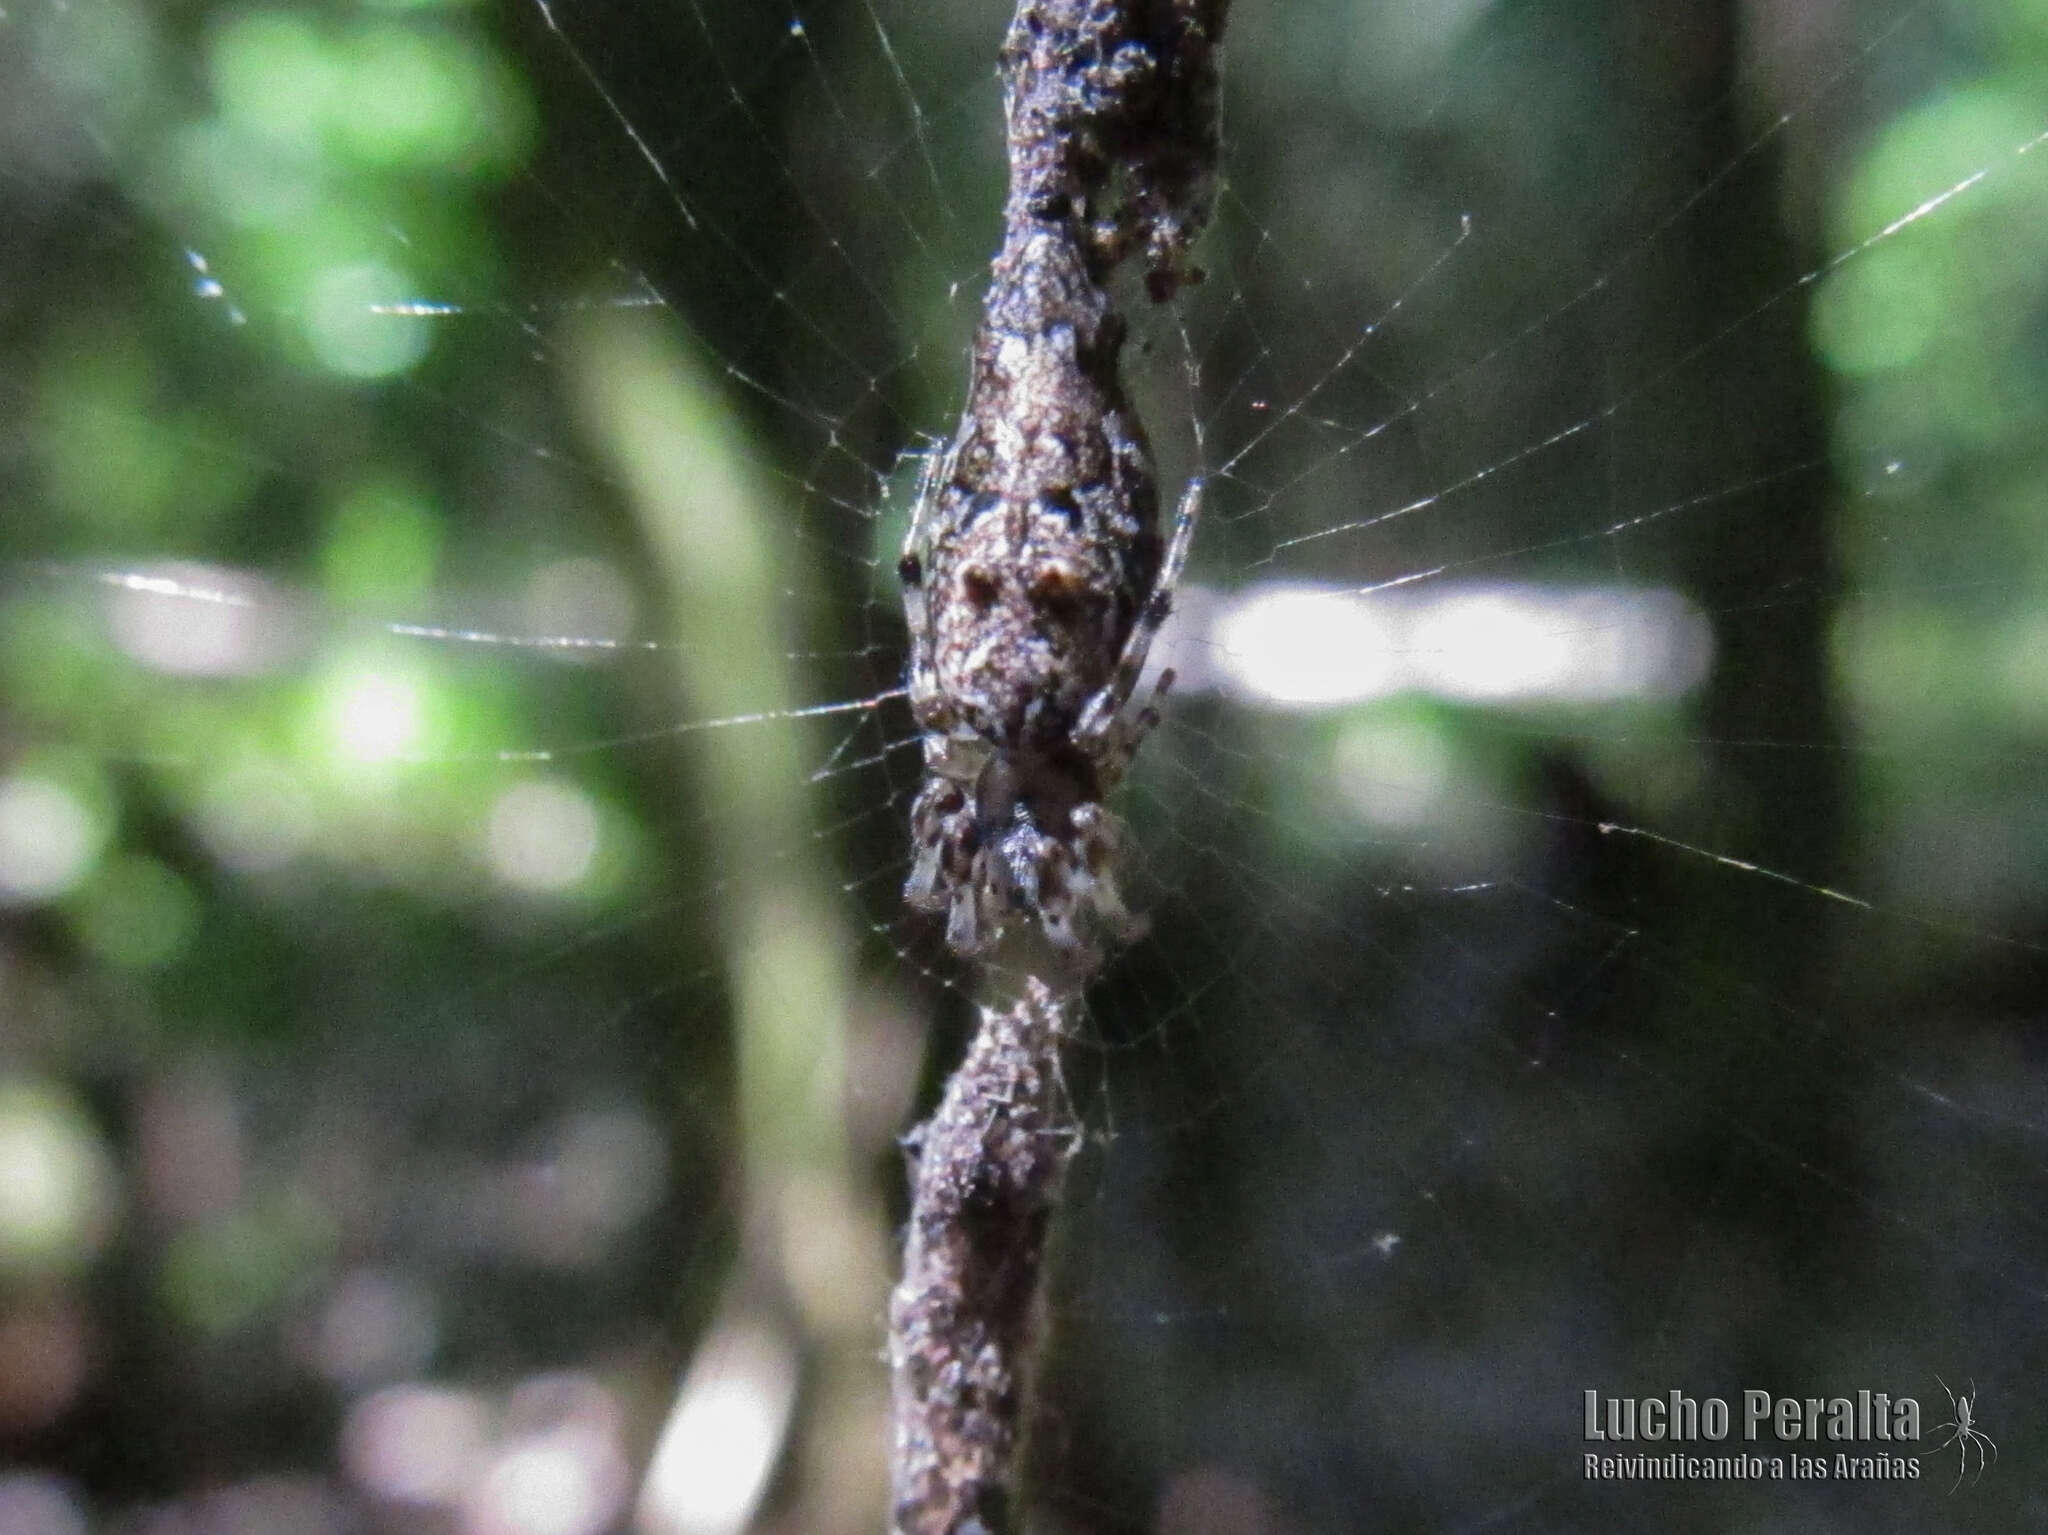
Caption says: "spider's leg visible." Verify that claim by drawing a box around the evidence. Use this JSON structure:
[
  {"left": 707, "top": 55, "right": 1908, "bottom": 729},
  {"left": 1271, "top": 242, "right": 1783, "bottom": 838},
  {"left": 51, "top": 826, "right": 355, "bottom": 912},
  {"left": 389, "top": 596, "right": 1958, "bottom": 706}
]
[
  {"left": 899, "top": 447, "right": 953, "bottom": 719},
  {"left": 1074, "top": 476, "right": 1202, "bottom": 750},
  {"left": 903, "top": 593, "right": 944, "bottom": 725},
  {"left": 906, "top": 833, "right": 945, "bottom": 909},
  {"left": 904, "top": 602, "right": 932, "bottom": 703},
  {"left": 1962, "top": 1428, "right": 1997, "bottom": 1483},
  {"left": 899, "top": 440, "right": 947, "bottom": 569},
  {"left": 945, "top": 850, "right": 985, "bottom": 953},
  {"left": 905, "top": 755, "right": 980, "bottom": 914},
  {"left": 1069, "top": 804, "right": 1145, "bottom": 944}
]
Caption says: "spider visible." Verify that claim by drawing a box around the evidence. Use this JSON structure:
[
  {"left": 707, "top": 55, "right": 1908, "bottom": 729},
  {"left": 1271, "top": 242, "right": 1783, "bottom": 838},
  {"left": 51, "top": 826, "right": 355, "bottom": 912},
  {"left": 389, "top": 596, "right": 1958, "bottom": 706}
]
[
  {"left": 1923, "top": 1375, "right": 1996, "bottom": 1492},
  {"left": 894, "top": 0, "right": 1215, "bottom": 969},
  {"left": 897, "top": 430, "right": 1200, "bottom": 964}
]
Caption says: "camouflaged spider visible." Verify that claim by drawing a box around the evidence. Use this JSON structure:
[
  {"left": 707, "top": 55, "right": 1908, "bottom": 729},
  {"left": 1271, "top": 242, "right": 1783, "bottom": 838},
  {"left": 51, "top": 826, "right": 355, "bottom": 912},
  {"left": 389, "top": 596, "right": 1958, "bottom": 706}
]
[
  {"left": 892, "top": 0, "right": 1215, "bottom": 968},
  {"left": 897, "top": 434, "right": 1200, "bottom": 963}
]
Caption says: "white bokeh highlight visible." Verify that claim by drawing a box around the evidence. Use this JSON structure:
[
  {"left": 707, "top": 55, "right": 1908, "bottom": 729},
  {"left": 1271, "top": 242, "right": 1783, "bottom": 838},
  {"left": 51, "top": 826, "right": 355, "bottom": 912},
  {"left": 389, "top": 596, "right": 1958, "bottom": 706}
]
[
  {"left": 0, "top": 1474, "right": 89, "bottom": 1535},
  {"left": 104, "top": 563, "right": 294, "bottom": 677},
  {"left": 1210, "top": 585, "right": 1403, "bottom": 706},
  {"left": 1201, "top": 580, "right": 1712, "bottom": 710},
  {"left": 485, "top": 780, "right": 602, "bottom": 893},
  {"left": 327, "top": 669, "right": 423, "bottom": 764},
  {"left": 636, "top": 1320, "right": 799, "bottom": 1535},
  {"left": 342, "top": 1383, "right": 489, "bottom": 1508},
  {"left": 0, "top": 776, "right": 101, "bottom": 905}
]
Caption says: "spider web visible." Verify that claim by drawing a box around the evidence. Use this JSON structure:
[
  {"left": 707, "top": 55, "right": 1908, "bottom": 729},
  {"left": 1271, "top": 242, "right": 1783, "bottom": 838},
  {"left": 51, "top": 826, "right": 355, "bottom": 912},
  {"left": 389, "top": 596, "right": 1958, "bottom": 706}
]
[{"left": 3, "top": 0, "right": 2046, "bottom": 1531}]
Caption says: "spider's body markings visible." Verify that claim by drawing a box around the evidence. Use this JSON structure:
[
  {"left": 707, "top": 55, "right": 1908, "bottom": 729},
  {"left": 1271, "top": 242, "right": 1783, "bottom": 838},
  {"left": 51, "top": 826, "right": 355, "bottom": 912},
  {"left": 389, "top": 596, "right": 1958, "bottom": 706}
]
[
  {"left": 896, "top": 0, "right": 1218, "bottom": 965},
  {"left": 899, "top": 225, "right": 1200, "bottom": 960}
]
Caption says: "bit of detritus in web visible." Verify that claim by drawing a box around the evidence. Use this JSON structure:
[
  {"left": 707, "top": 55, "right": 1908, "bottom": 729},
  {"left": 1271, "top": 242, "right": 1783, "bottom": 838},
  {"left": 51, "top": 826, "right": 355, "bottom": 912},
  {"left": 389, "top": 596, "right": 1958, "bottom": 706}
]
[{"left": 887, "top": 978, "right": 1076, "bottom": 1535}]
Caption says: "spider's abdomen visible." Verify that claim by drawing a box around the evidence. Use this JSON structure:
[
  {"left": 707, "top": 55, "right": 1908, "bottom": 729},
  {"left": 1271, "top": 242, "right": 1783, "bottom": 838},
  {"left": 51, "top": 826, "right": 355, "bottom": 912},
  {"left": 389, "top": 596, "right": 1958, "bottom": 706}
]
[
  {"left": 914, "top": 231, "right": 1164, "bottom": 748},
  {"left": 923, "top": 491, "right": 1140, "bottom": 746}
]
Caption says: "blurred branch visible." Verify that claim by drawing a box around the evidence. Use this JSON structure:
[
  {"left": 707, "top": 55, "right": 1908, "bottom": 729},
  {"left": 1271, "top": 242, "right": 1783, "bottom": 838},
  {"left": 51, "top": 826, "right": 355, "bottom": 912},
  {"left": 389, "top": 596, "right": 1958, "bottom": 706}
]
[{"left": 568, "top": 310, "right": 889, "bottom": 1535}]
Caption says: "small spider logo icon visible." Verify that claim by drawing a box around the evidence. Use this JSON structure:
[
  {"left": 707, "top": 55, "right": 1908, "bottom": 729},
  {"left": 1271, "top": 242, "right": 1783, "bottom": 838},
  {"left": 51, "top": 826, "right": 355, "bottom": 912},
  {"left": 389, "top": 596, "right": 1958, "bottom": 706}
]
[{"left": 1922, "top": 1376, "right": 1997, "bottom": 1492}]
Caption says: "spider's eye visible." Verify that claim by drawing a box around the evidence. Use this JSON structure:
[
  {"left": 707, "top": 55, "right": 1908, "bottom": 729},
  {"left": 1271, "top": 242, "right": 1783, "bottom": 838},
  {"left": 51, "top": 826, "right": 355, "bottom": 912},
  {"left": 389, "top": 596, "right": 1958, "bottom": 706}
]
[
  {"left": 1040, "top": 486, "right": 1081, "bottom": 527},
  {"left": 897, "top": 553, "right": 922, "bottom": 587}
]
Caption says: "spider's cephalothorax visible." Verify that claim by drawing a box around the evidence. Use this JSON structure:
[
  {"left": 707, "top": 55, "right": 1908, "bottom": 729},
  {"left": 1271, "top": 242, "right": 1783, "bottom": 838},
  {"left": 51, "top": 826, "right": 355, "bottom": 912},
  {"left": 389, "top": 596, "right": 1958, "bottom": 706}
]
[{"left": 899, "top": 231, "right": 1199, "bottom": 963}]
